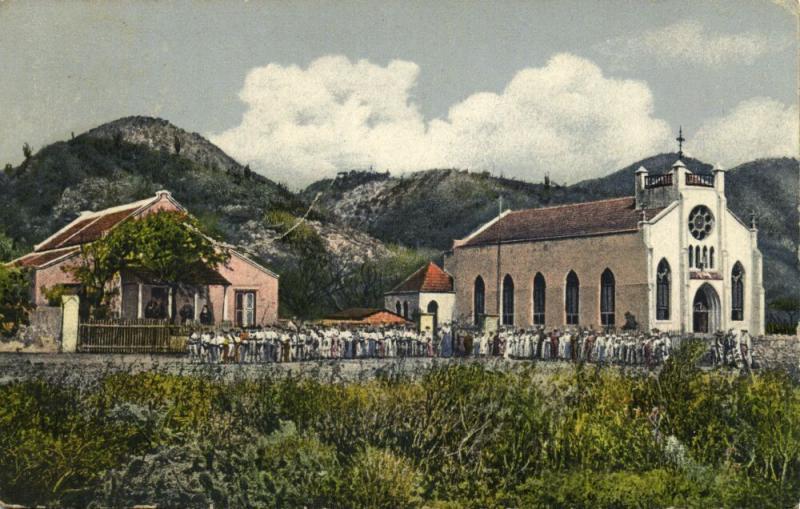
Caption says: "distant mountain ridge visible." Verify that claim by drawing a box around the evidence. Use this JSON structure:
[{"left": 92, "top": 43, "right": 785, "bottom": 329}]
[
  {"left": 0, "top": 117, "right": 389, "bottom": 273},
  {"left": 1, "top": 115, "right": 796, "bottom": 307},
  {"left": 303, "top": 155, "right": 799, "bottom": 301}
]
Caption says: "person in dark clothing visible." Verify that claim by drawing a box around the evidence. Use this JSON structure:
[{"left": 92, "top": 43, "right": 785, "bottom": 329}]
[
  {"left": 179, "top": 302, "right": 194, "bottom": 324},
  {"left": 200, "top": 305, "right": 213, "bottom": 325},
  {"left": 144, "top": 298, "right": 159, "bottom": 319}
]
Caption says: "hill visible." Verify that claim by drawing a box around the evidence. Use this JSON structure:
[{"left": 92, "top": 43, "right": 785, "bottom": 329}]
[
  {"left": 0, "top": 116, "right": 299, "bottom": 249},
  {"left": 301, "top": 154, "right": 712, "bottom": 250},
  {"left": 0, "top": 117, "right": 411, "bottom": 318},
  {"left": 303, "top": 155, "right": 799, "bottom": 302}
]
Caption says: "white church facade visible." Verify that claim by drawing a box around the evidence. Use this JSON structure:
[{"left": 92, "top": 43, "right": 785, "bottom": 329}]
[{"left": 443, "top": 160, "right": 765, "bottom": 335}]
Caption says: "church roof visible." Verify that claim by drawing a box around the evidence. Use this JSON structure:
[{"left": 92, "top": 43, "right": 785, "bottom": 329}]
[
  {"left": 460, "top": 197, "right": 664, "bottom": 247},
  {"left": 388, "top": 261, "right": 454, "bottom": 294}
]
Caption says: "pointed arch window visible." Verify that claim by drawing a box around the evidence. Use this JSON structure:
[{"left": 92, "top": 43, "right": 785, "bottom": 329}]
[
  {"left": 565, "top": 271, "right": 580, "bottom": 325},
  {"left": 502, "top": 275, "right": 515, "bottom": 325},
  {"left": 731, "top": 262, "right": 744, "bottom": 321},
  {"left": 395, "top": 301, "right": 402, "bottom": 316},
  {"left": 600, "top": 269, "right": 615, "bottom": 327},
  {"left": 695, "top": 246, "right": 702, "bottom": 269},
  {"left": 689, "top": 246, "right": 693, "bottom": 268},
  {"left": 403, "top": 301, "right": 409, "bottom": 319},
  {"left": 709, "top": 247, "right": 715, "bottom": 269},
  {"left": 656, "top": 259, "right": 671, "bottom": 320},
  {"left": 473, "top": 276, "right": 485, "bottom": 325},
  {"left": 533, "top": 273, "right": 546, "bottom": 325}
]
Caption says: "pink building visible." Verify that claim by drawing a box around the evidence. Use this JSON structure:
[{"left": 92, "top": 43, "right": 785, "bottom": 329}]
[{"left": 11, "top": 191, "right": 279, "bottom": 327}]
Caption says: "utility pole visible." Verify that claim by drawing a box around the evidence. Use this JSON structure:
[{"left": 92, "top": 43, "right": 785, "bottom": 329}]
[{"left": 496, "top": 195, "right": 503, "bottom": 319}]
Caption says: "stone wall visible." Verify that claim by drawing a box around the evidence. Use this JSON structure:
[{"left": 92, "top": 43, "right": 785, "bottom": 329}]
[
  {"left": 0, "top": 355, "right": 558, "bottom": 385},
  {"left": 0, "top": 306, "right": 62, "bottom": 353},
  {"left": 1, "top": 334, "right": 798, "bottom": 384},
  {"left": 752, "top": 334, "right": 799, "bottom": 378}
]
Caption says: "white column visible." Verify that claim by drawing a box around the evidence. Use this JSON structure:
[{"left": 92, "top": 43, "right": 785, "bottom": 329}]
[
  {"left": 194, "top": 291, "right": 200, "bottom": 321},
  {"left": 222, "top": 286, "right": 229, "bottom": 322},
  {"left": 168, "top": 287, "right": 173, "bottom": 319},
  {"left": 137, "top": 283, "right": 143, "bottom": 319}
]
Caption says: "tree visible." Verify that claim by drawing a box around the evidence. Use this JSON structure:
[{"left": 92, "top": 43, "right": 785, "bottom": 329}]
[
  {"left": 0, "top": 230, "right": 17, "bottom": 262},
  {"left": 66, "top": 211, "right": 230, "bottom": 319},
  {"left": 0, "top": 265, "right": 33, "bottom": 337},
  {"left": 67, "top": 237, "right": 128, "bottom": 318},
  {"left": 22, "top": 143, "right": 32, "bottom": 160},
  {"left": 173, "top": 134, "right": 182, "bottom": 155},
  {"left": 769, "top": 297, "right": 800, "bottom": 326}
]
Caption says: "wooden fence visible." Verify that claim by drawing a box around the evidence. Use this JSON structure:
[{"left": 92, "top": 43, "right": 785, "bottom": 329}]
[{"left": 78, "top": 318, "right": 188, "bottom": 353}]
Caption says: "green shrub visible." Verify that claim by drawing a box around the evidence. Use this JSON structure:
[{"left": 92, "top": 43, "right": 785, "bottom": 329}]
[
  {"left": 0, "top": 363, "right": 798, "bottom": 507},
  {"left": 340, "top": 446, "right": 424, "bottom": 509},
  {"left": 0, "top": 265, "right": 33, "bottom": 337}
]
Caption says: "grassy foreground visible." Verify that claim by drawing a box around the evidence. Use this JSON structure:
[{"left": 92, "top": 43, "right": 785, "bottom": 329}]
[{"left": 0, "top": 343, "right": 798, "bottom": 508}]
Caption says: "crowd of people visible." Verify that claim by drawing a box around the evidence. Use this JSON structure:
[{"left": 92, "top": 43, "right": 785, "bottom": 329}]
[{"left": 186, "top": 323, "right": 755, "bottom": 369}]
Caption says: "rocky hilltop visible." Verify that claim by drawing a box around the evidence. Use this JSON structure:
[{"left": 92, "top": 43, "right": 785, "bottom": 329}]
[
  {"left": 84, "top": 116, "right": 248, "bottom": 179},
  {"left": 303, "top": 155, "right": 799, "bottom": 302},
  {"left": 0, "top": 118, "right": 393, "bottom": 315}
]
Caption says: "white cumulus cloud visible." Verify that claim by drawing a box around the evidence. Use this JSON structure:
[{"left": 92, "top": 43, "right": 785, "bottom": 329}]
[
  {"left": 688, "top": 97, "right": 799, "bottom": 167},
  {"left": 596, "top": 20, "right": 788, "bottom": 68},
  {"left": 210, "top": 53, "right": 673, "bottom": 186}
]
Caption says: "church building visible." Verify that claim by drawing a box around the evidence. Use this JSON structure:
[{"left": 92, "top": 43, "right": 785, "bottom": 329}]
[{"left": 443, "top": 159, "right": 765, "bottom": 335}]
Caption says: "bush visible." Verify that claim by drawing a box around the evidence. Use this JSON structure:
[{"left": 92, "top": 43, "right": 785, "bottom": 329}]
[
  {"left": 0, "top": 265, "right": 33, "bottom": 337},
  {"left": 0, "top": 363, "right": 798, "bottom": 507},
  {"left": 341, "top": 446, "right": 423, "bottom": 509}
]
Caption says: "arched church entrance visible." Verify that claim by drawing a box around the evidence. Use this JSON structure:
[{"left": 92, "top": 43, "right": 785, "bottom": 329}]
[
  {"left": 693, "top": 284, "right": 721, "bottom": 334},
  {"left": 427, "top": 301, "right": 439, "bottom": 332}
]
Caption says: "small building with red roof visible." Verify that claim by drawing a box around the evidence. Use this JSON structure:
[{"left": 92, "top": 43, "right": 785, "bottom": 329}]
[
  {"left": 320, "top": 307, "right": 411, "bottom": 326},
  {"left": 384, "top": 261, "right": 455, "bottom": 328},
  {"left": 11, "top": 190, "right": 279, "bottom": 327}
]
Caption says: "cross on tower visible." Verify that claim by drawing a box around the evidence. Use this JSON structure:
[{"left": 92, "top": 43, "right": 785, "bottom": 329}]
[{"left": 676, "top": 126, "right": 685, "bottom": 159}]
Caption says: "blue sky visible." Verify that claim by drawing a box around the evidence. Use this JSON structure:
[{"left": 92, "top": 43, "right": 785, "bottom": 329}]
[{"left": 0, "top": 0, "right": 796, "bottom": 186}]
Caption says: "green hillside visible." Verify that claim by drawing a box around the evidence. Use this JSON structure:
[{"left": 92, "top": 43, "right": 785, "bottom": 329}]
[
  {"left": 0, "top": 117, "right": 422, "bottom": 319},
  {"left": 0, "top": 119, "right": 304, "bottom": 252},
  {"left": 303, "top": 155, "right": 799, "bottom": 302}
]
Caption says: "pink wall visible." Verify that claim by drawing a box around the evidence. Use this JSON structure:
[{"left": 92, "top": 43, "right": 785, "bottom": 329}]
[
  {"left": 33, "top": 259, "right": 80, "bottom": 306},
  {"left": 210, "top": 252, "right": 279, "bottom": 326},
  {"left": 26, "top": 195, "right": 279, "bottom": 325},
  {"left": 135, "top": 194, "right": 180, "bottom": 216}
]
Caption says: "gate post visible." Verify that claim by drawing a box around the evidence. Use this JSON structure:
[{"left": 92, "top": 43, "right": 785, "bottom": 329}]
[{"left": 61, "top": 295, "right": 80, "bottom": 353}]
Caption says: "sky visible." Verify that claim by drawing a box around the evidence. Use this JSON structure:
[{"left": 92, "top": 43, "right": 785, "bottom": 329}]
[{"left": 0, "top": 0, "right": 796, "bottom": 187}]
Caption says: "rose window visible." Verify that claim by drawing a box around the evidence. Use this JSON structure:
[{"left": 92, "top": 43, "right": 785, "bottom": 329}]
[{"left": 688, "top": 206, "right": 714, "bottom": 240}]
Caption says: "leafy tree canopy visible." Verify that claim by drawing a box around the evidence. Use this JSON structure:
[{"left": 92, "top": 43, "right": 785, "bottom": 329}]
[
  {"left": 108, "top": 211, "right": 230, "bottom": 287},
  {"left": 66, "top": 211, "right": 230, "bottom": 318},
  {"left": 0, "top": 265, "right": 33, "bottom": 337}
]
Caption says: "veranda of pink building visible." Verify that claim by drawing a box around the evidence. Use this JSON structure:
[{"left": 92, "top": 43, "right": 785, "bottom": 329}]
[{"left": 11, "top": 191, "right": 279, "bottom": 327}]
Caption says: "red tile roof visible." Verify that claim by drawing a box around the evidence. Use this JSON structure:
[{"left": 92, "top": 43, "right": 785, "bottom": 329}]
[
  {"left": 389, "top": 261, "right": 454, "bottom": 293},
  {"left": 35, "top": 216, "right": 98, "bottom": 252},
  {"left": 65, "top": 206, "right": 142, "bottom": 247},
  {"left": 12, "top": 247, "right": 79, "bottom": 268},
  {"left": 35, "top": 202, "right": 149, "bottom": 252},
  {"left": 323, "top": 308, "right": 410, "bottom": 324},
  {"left": 324, "top": 307, "right": 386, "bottom": 320},
  {"left": 461, "top": 197, "right": 664, "bottom": 247}
]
